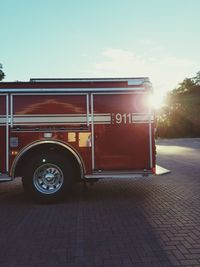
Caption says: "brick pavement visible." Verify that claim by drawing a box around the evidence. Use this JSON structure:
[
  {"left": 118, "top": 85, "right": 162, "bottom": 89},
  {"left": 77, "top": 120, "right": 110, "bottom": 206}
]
[{"left": 0, "top": 138, "right": 200, "bottom": 267}]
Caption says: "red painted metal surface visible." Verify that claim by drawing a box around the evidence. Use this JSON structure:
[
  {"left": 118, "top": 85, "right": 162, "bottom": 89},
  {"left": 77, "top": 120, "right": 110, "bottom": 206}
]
[
  {"left": 93, "top": 94, "right": 153, "bottom": 171},
  {"left": 13, "top": 95, "right": 87, "bottom": 115}
]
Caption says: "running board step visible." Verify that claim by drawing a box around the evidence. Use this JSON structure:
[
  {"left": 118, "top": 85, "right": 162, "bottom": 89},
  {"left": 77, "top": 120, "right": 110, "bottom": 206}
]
[
  {"left": 85, "top": 172, "right": 152, "bottom": 179},
  {"left": 0, "top": 174, "right": 13, "bottom": 182}
]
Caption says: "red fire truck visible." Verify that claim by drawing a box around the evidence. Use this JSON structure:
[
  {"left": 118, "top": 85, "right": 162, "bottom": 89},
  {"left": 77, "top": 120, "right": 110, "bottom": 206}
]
[{"left": 0, "top": 78, "right": 155, "bottom": 201}]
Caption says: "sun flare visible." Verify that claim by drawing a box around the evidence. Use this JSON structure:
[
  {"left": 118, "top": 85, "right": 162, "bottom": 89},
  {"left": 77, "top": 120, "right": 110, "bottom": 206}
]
[{"left": 149, "top": 92, "right": 165, "bottom": 109}]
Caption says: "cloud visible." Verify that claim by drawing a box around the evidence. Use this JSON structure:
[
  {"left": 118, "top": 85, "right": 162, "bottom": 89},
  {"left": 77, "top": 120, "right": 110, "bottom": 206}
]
[
  {"left": 88, "top": 48, "right": 198, "bottom": 95},
  {"left": 161, "top": 56, "right": 193, "bottom": 68},
  {"left": 93, "top": 48, "right": 146, "bottom": 77}
]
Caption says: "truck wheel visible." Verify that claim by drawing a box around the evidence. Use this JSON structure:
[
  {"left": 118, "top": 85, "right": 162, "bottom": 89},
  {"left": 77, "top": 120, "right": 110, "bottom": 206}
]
[{"left": 22, "top": 154, "right": 73, "bottom": 202}]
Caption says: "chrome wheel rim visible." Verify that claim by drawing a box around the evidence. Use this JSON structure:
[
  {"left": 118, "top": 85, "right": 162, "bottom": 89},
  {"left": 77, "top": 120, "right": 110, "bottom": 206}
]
[{"left": 33, "top": 163, "right": 64, "bottom": 194}]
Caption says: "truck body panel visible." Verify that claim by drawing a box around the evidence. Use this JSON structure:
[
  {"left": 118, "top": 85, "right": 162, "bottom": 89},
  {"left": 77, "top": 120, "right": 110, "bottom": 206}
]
[{"left": 0, "top": 78, "right": 155, "bottom": 189}]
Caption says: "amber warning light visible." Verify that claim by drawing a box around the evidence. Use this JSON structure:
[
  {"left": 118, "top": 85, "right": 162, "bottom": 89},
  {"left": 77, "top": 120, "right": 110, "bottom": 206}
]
[{"left": 11, "top": 150, "right": 18, "bottom": 156}]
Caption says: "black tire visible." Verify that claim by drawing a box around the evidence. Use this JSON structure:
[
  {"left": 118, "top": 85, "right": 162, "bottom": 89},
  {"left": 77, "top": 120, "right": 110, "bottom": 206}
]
[{"left": 22, "top": 153, "right": 73, "bottom": 202}]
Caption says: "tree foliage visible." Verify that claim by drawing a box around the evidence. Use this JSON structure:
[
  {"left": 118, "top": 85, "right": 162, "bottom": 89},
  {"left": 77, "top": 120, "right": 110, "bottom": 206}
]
[
  {"left": 0, "top": 64, "right": 5, "bottom": 81},
  {"left": 157, "top": 72, "right": 200, "bottom": 137}
]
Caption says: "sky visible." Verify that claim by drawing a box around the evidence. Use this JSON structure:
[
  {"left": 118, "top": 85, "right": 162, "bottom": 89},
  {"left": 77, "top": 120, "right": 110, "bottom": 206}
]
[{"left": 1, "top": 0, "right": 200, "bottom": 103}]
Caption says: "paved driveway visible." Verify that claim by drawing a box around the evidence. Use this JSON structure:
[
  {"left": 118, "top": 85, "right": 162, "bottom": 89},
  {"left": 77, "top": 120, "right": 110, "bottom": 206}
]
[{"left": 0, "top": 138, "right": 200, "bottom": 267}]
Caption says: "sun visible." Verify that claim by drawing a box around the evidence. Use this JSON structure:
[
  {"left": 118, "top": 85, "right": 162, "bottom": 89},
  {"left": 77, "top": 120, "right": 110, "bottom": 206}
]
[{"left": 149, "top": 92, "right": 165, "bottom": 109}]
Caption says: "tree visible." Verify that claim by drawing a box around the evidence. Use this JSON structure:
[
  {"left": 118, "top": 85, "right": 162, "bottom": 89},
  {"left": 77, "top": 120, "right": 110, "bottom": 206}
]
[
  {"left": 157, "top": 72, "right": 200, "bottom": 138},
  {"left": 0, "top": 64, "right": 5, "bottom": 81}
]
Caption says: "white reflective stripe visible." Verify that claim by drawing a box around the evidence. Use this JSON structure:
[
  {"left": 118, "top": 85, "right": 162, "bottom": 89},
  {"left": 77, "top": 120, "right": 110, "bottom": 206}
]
[
  {"left": 0, "top": 116, "right": 6, "bottom": 124},
  {"left": 13, "top": 113, "right": 110, "bottom": 117},
  {"left": 1, "top": 114, "right": 153, "bottom": 125},
  {"left": 11, "top": 114, "right": 112, "bottom": 125},
  {"left": 132, "top": 114, "right": 154, "bottom": 122},
  {"left": 93, "top": 114, "right": 111, "bottom": 123},
  {"left": 13, "top": 116, "right": 87, "bottom": 124}
]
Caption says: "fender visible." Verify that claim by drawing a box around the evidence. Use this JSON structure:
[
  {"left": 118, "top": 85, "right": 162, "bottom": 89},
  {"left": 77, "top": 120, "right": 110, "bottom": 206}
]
[{"left": 11, "top": 139, "right": 85, "bottom": 178}]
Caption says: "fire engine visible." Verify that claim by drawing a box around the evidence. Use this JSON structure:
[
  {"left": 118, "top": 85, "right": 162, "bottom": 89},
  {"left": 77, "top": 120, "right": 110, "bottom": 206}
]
[{"left": 0, "top": 78, "right": 155, "bottom": 201}]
